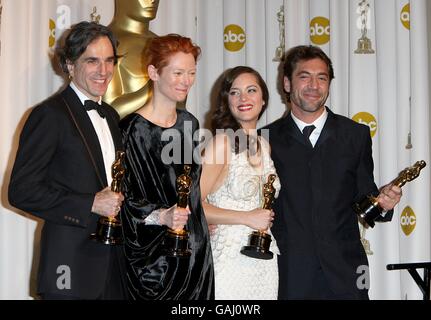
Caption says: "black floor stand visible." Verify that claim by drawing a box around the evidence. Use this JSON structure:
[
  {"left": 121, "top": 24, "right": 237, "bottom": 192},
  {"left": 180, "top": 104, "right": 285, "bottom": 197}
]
[{"left": 387, "top": 262, "right": 431, "bottom": 300}]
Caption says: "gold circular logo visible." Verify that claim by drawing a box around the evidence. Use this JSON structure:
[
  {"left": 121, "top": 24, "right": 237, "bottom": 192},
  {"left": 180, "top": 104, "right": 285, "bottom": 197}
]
[
  {"left": 49, "top": 19, "right": 56, "bottom": 48},
  {"left": 223, "top": 24, "right": 246, "bottom": 52},
  {"left": 400, "top": 206, "right": 416, "bottom": 236},
  {"left": 352, "top": 112, "right": 378, "bottom": 138},
  {"left": 400, "top": 3, "right": 410, "bottom": 30},
  {"left": 310, "top": 16, "right": 330, "bottom": 45}
]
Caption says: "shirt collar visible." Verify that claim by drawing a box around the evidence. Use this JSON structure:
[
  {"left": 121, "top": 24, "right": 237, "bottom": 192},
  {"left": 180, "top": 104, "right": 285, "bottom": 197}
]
[
  {"left": 290, "top": 107, "right": 328, "bottom": 134},
  {"left": 69, "top": 82, "right": 102, "bottom": 106}
]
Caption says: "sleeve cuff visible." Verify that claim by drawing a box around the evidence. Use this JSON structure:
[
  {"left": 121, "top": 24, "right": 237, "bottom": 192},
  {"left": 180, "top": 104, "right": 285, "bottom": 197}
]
[{"left": 144, "top": 208, "right": 163, "bottom": 225}]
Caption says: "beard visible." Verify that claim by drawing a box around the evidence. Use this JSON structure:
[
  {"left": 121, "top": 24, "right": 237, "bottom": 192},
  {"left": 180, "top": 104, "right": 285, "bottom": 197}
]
[{"left": 290, "top": 89, "right": 328, "bottom": 113}]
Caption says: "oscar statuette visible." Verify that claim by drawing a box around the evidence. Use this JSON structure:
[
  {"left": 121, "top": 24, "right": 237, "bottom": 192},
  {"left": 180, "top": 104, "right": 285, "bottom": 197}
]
[
  {"left": 241, "top": 174, "right": 276, "bottom": 260},
  {"left": 163, "top": 165, "right": 192, "bottom": 258},
  {"left": 353, "top": 160, "right": 426, "bottom": 228},
  {"left": 272, "top": 5, "right": 285, "bottom": 62},
  {"left": 91, "top": 151, "right": 125, "bottom": 245},
  {"left": 90, "top": 6, "right": 101, "bottom": 24},
  {"left": 354, "top": 0, "right": 375, "bottom": 54}
]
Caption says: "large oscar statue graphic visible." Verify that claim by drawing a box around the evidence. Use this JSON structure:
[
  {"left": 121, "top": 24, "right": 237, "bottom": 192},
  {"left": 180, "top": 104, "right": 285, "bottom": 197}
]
[
  {"left": 241, "top": 174, "right": 276, "bottom": 260},
  {"left": 353, "top": 160, "right": 426, "bottom": 228},
  {"left": 104, "top": 0, "right": 160, "bottom": 119},
  {"left": 91, "top": 151, "right": 125, "bottom": 245},
  {"left": 163, "top": 165, "right": 192, "bottom": 257}
]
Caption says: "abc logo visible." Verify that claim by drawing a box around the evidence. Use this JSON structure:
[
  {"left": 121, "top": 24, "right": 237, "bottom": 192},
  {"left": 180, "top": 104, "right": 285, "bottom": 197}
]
[
  {"left": 400, "top": 3, "right": 410, "bottom": 30},
  {"left": 400, "top": 206, "right": 416, "bottom": 236},
  {"left": 310, "top": 16, "right": 330, "bottom": 45},
  {"left": 49, "top": 19, "right": 56, "bottom": 48},
  {"left": 352, "top": 112, "right": 378, "bottom": 138},
  {"left": 224, "top": 24, "right": 246, "bottom": 52}
]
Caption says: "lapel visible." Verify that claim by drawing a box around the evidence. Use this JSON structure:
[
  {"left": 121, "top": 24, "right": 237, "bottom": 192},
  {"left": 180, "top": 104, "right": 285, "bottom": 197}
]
[
  {"left": 314, "top": 107, "right": 337, "bottom": 149},
  {"left": 61, "top": 86, "right": 108, "bottom": 188},
  {"left": 282, "top": 107, "right": 338, "bottom": 149},
  {"left": 102, "top": 102, "right": 123, "bottom": 152},
  {"left": 281, "top": 112, "right": 309, "bottom": 147}
]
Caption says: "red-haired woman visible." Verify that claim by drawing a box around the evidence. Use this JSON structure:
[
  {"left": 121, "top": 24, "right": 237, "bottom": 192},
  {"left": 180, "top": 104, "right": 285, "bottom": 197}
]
[{"left": 120, "top": 34, "right": 214, "bottom": 300}]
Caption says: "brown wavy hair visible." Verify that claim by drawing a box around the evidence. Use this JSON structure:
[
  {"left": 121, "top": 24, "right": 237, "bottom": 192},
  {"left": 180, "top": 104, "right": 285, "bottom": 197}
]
[{"left": 212, "top": 66, "right": 269, "bottom": 154}]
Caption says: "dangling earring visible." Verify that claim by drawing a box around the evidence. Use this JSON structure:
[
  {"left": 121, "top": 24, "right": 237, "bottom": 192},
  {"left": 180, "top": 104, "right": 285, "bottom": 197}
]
[{"left": 68, "top": 74, "right": 72, "bottom": 81}]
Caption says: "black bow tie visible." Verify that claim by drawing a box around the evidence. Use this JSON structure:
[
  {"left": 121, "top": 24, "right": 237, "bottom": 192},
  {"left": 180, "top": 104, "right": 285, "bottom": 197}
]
[{"left": 84, "top": 100, "right": 106, "bottom": 118}]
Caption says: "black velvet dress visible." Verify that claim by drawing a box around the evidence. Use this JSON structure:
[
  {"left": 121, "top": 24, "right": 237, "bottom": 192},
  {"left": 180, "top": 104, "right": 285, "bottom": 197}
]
[{"left": 119, "top": 109, "right": 214, "bottom": 300}]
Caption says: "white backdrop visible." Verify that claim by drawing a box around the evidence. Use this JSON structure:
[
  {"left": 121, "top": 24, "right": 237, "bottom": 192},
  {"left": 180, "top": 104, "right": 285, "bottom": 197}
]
[{"left": 0, "top": 0, "right": 430, "bottom": 300}]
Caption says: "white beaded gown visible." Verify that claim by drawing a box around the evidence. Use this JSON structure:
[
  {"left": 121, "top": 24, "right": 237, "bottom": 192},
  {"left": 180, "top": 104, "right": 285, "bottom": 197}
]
[{"left": 206, "top": 146, "right": 281, "bottom": 300}]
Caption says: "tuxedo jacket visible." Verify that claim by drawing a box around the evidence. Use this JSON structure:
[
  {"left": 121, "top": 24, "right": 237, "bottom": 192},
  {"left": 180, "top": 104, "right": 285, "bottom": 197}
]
[
  {"left": 9, "top": 86, "right": 125, "bottom": 299},
  {"left": 266, "top": 108, "right": 392, "bottom": 299}
]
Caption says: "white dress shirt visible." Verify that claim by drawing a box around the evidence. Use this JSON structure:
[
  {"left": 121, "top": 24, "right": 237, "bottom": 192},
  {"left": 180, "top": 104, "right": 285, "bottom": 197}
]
[
  {"left": 69, "top": 83, "right": 115, "bottom": 186},
  {"left": 291, "top": 108, "right": 328, "bottom": 147}
]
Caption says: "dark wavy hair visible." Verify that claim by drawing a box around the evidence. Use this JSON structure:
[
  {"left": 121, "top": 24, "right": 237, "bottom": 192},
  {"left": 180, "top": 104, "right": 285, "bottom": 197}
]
[
  {"left": 212, "top": 66, "right": 269, "bottom": 154},
  {"left": 283, "top": 45, "right": 334, "bottom": 82},
  {"left": 57, "top": 21, "right": 119, "bottom": 74}
]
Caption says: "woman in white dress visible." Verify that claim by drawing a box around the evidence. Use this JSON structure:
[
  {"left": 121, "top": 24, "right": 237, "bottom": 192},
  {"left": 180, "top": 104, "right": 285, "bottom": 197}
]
[{"left": 200, "top": 66, "right": 281, "bottom": 300}]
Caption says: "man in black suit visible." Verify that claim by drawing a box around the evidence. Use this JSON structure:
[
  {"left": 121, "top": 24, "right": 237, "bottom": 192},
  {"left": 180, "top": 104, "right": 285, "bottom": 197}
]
[
  {"left": 266, "top": 45, "right": 402, "bottom": 299},
  {"left": 8, "top": 22, "right": 126, "bottom": 300}
]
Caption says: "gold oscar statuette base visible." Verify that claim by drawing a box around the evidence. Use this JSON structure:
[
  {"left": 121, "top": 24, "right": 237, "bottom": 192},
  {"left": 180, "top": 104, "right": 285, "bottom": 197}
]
[
  {"left": 241, "top": 231, "right": 273, "bottom": 260},
  {"left": 354, "top": 36, "right": 375, "bottom": 54},
  {"left": 353, "top": 195, "right": 381, "bottom": 228},
  {"left": 91, "top": 216, "right": 123, "bottom": 245},
  {"left": 163, "top": 228, "right": 191, "bottom": 258}
]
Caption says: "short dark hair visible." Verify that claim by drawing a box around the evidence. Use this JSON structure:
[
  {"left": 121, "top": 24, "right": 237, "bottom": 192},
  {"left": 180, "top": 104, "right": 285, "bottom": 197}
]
[
  {"left": 283, "top": 45, "right": 334, "bottom": 82},
  {"left": 57, "top": 21, "right": 119, "bottom": 74}
]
